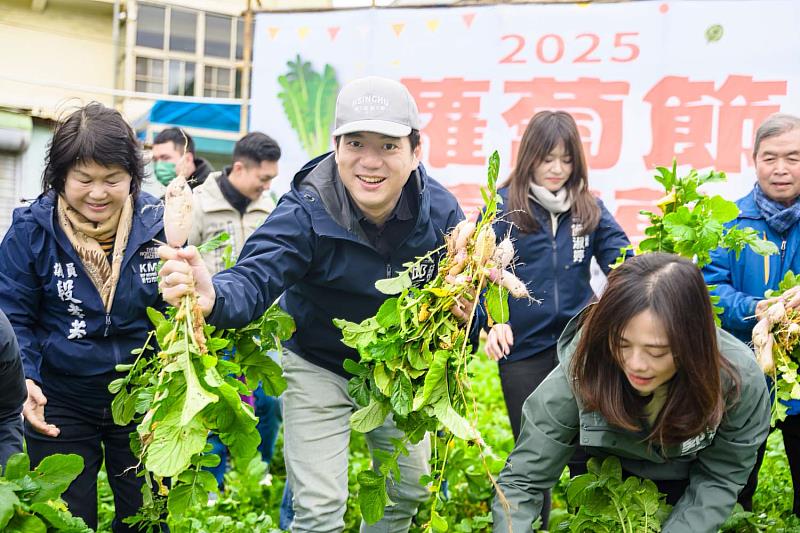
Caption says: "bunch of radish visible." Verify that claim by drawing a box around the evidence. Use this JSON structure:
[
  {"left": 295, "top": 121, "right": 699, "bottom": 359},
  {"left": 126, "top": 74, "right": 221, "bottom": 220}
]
[{"left": 752, "top": 285, "right": 800, "bottom": 425}]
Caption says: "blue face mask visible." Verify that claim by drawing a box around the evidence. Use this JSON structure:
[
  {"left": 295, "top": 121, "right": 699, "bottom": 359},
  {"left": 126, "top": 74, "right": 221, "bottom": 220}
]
[{"left": 153, "top": 161, "right": 177, "bottom": 186}]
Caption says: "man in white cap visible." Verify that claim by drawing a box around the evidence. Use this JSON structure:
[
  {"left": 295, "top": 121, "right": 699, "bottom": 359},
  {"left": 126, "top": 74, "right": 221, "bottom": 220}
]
[{"left": 157, "top": 76, "right": 471, "bottom": 531}]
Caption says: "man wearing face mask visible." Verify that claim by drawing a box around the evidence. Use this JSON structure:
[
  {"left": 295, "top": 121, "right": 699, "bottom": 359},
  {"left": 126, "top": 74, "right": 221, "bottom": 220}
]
[{"left": 150, "top": 127, "right": 214, "bottom": 192}]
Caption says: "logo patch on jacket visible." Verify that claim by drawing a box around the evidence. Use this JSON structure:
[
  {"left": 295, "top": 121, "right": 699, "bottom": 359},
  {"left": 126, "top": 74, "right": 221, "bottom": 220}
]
[
  {"left": 139, "top": 246, "right": 160, "bottom": 284},
  {"left": 409, "top": 255, "right": 438, "bottom": 288}
]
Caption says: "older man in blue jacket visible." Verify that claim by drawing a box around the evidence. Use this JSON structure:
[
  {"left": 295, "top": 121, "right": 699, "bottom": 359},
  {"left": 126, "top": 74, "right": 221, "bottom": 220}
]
[
  {"left": 703, "top": 113, "right": 800, "bottom": 514},
  {"left": 158, "top": 77, "right": 471, "bottom": 532}
]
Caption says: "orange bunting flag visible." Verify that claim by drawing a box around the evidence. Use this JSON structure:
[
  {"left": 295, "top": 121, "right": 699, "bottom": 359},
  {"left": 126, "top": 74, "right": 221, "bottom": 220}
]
[
  {"left": 267, "top": 27, "right": 280, "bottom": 40},
  {"left": 392, "top": 23, "right": 405, "bottom": 37}
]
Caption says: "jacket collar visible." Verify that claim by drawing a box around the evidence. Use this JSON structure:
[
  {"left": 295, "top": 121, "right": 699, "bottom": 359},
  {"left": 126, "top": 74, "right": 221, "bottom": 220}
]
[
  {"left": 199, "top": 170, "right": 274, "bottom": 215},
  {"left": 736, "top": 188, "right": 763, "bottom": 220},
  {"left": 31, "top": 190, "right": 163, "bottom": 259},
  {"left": 292, "top": 152, "right": 429, "bottom": 239}
]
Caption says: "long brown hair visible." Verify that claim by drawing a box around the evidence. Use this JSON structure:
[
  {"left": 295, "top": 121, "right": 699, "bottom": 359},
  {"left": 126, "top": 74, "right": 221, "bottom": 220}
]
[
  {"left": 570, "top": 253, "right": 738, "bottom": 447},
  {"left": 500, "top": 110, "right": 599, "bottom": 235}
]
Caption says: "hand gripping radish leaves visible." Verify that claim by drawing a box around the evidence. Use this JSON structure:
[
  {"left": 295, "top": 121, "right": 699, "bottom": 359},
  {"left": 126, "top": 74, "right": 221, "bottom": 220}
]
[
  {"left": 753, "top": 272, "right": 800, "bottom": 425},
  {"left": 334, "top": 151, "right": 532, "bottom": 529},
  {"left": 109, "top": 156, "right": 295, "bottom": 528}
]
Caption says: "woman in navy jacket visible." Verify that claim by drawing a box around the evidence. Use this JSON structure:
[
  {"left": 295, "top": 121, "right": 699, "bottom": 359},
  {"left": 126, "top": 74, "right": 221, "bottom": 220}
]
[
  {"left": 486, "top": 111, "right": 629, "bottom": 437},
  {"left": 485, "top": 111, "right": 629, "bottom": 525},
  {"left": 0, "top": 103, "right": 165, "bottom": 532}
]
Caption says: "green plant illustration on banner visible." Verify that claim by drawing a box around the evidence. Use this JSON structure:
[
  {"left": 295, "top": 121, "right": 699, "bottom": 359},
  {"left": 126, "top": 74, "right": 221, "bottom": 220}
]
[{"left": 278, "top": 55, "right": 339, "bottom": 158}]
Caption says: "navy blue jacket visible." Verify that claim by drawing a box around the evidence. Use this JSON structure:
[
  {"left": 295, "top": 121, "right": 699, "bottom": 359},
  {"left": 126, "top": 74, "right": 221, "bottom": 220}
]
[
  {"left": 0, "top": 192, "right": 165, "bottom": 394},
  {"left": 492, "top": 188, "right": 630, "bottom": 362},
  {"left": 0, "top": 309, "right": 25, "bottom": 466},
  {"left": 207, "top": 153, "right": 464, "bottom": 377}
]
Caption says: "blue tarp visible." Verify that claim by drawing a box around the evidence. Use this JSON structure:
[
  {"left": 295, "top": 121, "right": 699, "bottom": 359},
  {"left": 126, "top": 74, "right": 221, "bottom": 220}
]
[
  {"left": 148, "top": 101, "right": 242, "bottom": 132},
  {"left": 135, "top": 101, "right": 243, "bottom": 154}
]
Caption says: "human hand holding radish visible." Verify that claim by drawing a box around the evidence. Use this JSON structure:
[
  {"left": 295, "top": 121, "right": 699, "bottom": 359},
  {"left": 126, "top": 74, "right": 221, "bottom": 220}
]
[
  {"left": 158, "top": 245, "right": 215, "bottom": 316},
  {"left": 485, "top": 323, "right": 514, "bottom": 361}
]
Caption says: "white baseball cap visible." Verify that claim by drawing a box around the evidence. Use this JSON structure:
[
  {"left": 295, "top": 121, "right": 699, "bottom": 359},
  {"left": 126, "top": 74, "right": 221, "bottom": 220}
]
[{"left": 332, "top": 76, "right": 421, "bottom": 138}]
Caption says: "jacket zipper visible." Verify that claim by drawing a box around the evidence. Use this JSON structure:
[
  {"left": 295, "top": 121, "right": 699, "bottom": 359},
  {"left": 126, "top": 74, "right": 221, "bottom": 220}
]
[
  {"left": 386, "top": 263, "right": 392, "bottom": 278},
  {"left": 550, "top": 216, "right": 561, "bottom": 315},
  {"left": 104, "top": 313, "right": 111, "bottom": 337}
]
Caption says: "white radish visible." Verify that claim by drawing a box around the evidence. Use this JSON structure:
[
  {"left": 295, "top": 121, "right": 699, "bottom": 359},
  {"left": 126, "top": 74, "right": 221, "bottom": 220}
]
[
  {"left": 758, "top": 335, "right": 775, "bottom": 374},
  {"left": 491, "top": 238, "right": 515, "bottom": 269},
  {"left": 472, "top": 225, "right": 496, "bottom": 266},
  {"left": 484, "top": 267, "right": 530, "bottom": 299},
  {"left": 448, "top": 249, "right": 468, "bottom": 276},
  {"left": 454, "top": 221, "right": 476, "bottom": 251},
  {"left": 767, "top": 300, "right": 787, "bottom": 325},
  {"left": 163, "top": 174, "right": 193, "bottom": 247}
]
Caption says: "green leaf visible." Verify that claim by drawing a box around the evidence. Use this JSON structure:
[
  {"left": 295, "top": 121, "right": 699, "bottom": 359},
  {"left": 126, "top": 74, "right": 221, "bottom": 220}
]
[
  {"left": 167, "top": 470, "right": 219, "bottom": 519},
  {"left": 4, "top": 453, "right": 29, "bottom": 480},
  {"left": 431, "top": 510, "right": 449, "bottom": 532},
  {"left": 705, "top": 195, "right": 739, "bottom": 223},
  {"left": 29, "top": 502, "right": 90, "bottom": 532},
  {"left": 376, "top": 298, "right": 400, "bottom": 328},
  {"left": 238, "top": 346, "right": 287, "bottom": 397},
  {"left": 347, "top": 374, "right": 371, "bottom": 407},
  {"left": 433, "top": 401, "right": 478, "bottom": 441},
  {"left": 30, "top": 454, "right": 84, "bottom": 503},
  {"left": 373, "top": 363, "right": 394, "bottom": 397},
  {"left": 485, "top": 282, "right": 510, "bottom": 324},
  {"left": 335, "top": 318, "right": 381, "bottom": 350},
  {"left": 375, "top": 272, "right": 413, "bottom": 295},
  {"left": 357, "top": 470, "right": 391, "bottom": 525},
  {"left": 6, "top": 513, "right": 47, "bottom": 533},
  {"left": 145, "top": 410, "right": 208, "bottom": 478},
  {"left": 196, "top": 232, "right": 230, "bottom": 254},
  {"left": 390, "top": 373, "right": 413, "bottom": 417},
  {"left": 0, "top": 483, "right": 19, "bottom": 529},
  {"left": 418, "top": 350, "right": 450, "bottom": 409},
  {"left": 351, "top": 400, "right": 391, "bottom": 433}
]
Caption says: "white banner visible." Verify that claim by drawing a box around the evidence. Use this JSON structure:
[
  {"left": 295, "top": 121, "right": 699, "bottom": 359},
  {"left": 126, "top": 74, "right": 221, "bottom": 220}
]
[{"left": 251, "top": 0, "right": 800, "bottom": 241}]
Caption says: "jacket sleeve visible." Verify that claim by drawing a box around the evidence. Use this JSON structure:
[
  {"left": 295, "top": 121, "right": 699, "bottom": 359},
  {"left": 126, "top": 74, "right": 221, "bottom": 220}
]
[
  {"left": 206, "top": 195, "right": 314, "bottom": 329},
  {"left": 593, "top": 200, "right": 631, "bottom": 274},
  {"left": 702, "top": 247, "right": 759, "bottom": 336},
  {"left": 492, "top": 364, "right": 578, "bottom": 532},
  {"left": 662, "top": 352, "right": 770, "bottom": 533},
  {"left": 0, "top": 219, "right": 44, "bottom": 383}
]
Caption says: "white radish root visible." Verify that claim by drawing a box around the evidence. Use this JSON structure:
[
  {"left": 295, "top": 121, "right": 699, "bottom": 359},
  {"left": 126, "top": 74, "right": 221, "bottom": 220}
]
[
  {"left": 491, "top": 238, "right": 515, "bottom": 269},
  {"left": 472, "top": 226, "right": 496, "bottom": 266},
  {"left": 163, "top": 174, "right": 193, "bottom": 247},
  {"left": 454, "top": 221, "right": 476, "bottom": 251}
]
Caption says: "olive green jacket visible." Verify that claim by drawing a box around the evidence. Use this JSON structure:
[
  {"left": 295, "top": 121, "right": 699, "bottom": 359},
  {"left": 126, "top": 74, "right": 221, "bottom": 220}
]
[{"left": 492, "top": 312, "right": 770, "bottom": 533}]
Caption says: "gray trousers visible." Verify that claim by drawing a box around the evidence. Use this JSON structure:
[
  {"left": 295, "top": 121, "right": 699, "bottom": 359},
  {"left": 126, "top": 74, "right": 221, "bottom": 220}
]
[{"left": 282, "top": 349, "right": 431, "bottom": 533}]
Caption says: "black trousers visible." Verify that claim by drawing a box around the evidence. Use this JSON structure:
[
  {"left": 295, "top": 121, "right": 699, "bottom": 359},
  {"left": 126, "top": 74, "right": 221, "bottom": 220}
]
[
  {"left": 25, "top": 398, "right": 144, "bottom": 532},
  {"left": 739, "top": 414, "right": 800, "bottom": 515},
  {"left": 498, "top": 348, "right": 560, "bottom": 529}
]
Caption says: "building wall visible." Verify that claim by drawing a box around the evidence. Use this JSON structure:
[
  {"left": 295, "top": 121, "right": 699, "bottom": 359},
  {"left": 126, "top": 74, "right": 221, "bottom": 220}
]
[{"left": 0, "top": 0, "right": 116, "bottom": 117}]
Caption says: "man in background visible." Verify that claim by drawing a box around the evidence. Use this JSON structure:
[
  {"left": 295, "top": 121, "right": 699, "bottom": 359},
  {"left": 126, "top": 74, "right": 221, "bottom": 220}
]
[{"left": 151, "top": 127, "right": 214, "bottom": 191}]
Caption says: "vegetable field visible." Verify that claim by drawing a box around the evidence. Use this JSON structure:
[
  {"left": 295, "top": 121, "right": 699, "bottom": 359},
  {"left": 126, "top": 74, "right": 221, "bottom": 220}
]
[{"left": 92, "top": 354, "right": 800, "bottom": 533}]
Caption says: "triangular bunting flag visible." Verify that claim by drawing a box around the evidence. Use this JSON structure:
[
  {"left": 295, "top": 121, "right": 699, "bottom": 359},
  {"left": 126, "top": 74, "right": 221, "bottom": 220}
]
[
  {"left": 462, "top": 13, "right": 476, "bottom": 28},
  {"left": 392, "top": 23, "right": 405, "bottom": 37},
  {"left": 267, "top": 27, "right": 280, "bottom": 40},
  {"left": 298, "top": 27, "right": 310, "bottom": 40},
  {"left": 426, "top": 19, "right": 440, "bottom": 32},
  {"left": 328, "top": 27, "right": 340, "bottom": 40}
]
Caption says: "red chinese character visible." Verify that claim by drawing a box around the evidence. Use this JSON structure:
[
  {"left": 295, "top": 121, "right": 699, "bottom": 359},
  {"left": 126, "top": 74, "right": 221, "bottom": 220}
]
[
  {"left": 402, "top": 78, "right": 490, "bottom": 168},
  {"left": 503, "top": 78, "right": 629, "bottom": 170},
  {"left": 644, "top": 76, "right": 786, "bottom": 172},
  {"left": 613, "top": 188, "right": 664, "bottom": 245}
]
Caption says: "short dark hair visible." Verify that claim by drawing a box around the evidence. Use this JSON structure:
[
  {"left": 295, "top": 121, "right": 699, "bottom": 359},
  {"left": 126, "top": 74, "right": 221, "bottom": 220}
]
[
  {"left": 333, "top": 129, "right": 421, "bottom": 151},
  {"left": 153, "top": 127, "right": 196, "bottom": 155},
  {"left": 42, "top": 102, "right": 144, "bottom": 198},
  {"left": 233, "top": 132, "right": 281, "bottom": 166},
  {"left": 570, "top": 253, "right": 738, "bottom": 448}
]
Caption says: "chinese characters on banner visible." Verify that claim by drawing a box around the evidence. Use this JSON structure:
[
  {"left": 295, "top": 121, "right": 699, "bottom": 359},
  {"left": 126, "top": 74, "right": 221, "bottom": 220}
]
[{"left": 251, "top": 1, "right": 799, "bottom": 242}]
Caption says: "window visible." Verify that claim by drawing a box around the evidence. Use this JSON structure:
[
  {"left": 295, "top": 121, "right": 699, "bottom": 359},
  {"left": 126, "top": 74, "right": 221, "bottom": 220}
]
[
  {"left": 205, "top": 14, "right": 232, "bottom": 58},
  {"left": 136, "top": 5, "right": 165, "bottom": 49},
  {"left": 135, "top": 57, "right": 164, "bottom": 93},
  {"left": 169, "top": 9, "right": 196, "bottom": 53},
  {"left": 132, "top": 4, "right": 249, "bottom": 98},
  {"left": 204, "top": 66, "right": 232, "bottom": 98},
  {"left": 168, "top": 60, "right": 195, "bottom": 96}
]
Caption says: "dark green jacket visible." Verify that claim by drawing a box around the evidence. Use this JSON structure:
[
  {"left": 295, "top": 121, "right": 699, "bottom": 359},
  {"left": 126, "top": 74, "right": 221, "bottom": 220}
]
[{"left": 492, "top": 312, "right": 770, "bottom": 533}]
